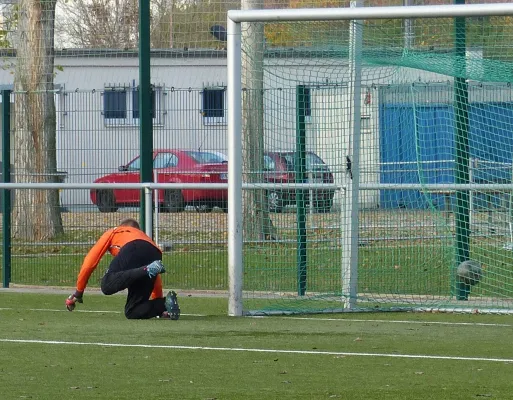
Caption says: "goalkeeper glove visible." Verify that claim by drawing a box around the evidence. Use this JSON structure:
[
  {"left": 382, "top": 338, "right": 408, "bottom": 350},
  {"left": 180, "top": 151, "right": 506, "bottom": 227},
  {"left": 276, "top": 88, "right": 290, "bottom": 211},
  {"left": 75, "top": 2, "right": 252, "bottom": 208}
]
[{"left": 65, "top": 291, "right": 84, "bottom": 311}]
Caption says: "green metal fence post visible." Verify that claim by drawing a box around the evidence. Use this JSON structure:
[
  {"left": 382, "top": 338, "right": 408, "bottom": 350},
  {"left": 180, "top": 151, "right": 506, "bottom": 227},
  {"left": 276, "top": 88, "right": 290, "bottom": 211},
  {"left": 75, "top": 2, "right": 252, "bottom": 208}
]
[
  {"left": 454, "top": 0, "right": 471, "bottom": 300},
  {"left": 139, "top": 0, "right": 153, "bottom": 234},
  {"left": 2, "top": 89, "right": 11, "bottom": 288},
  {"left": 296, "top": 85, "right": 307, "bottom": 296}
]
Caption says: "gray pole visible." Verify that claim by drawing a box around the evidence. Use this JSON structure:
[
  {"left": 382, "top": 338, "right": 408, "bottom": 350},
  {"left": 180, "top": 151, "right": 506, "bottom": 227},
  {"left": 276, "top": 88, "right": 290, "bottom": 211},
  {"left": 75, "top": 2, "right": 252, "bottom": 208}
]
[
  {"left": 454, "top": 0, "right": 471, "bottom": 300},
  {"left": 403, "top": 0, "right": 414, "bottom": 49},
  {"left": 341, "top": 0, "right": 363, "bottom": 309},
  {"left": 228, "top": 4, "right": 513, "bottom": 22},
  {"left": 227, "top": 18, "right": 243, "bottom": 317}
]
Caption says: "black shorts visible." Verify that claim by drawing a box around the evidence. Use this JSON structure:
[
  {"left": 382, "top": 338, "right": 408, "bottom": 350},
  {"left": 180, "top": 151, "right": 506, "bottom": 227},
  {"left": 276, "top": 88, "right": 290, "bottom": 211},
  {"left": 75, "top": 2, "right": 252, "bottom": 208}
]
[{"left": 108, "top": 239, "right": 162, "bottom": 274}]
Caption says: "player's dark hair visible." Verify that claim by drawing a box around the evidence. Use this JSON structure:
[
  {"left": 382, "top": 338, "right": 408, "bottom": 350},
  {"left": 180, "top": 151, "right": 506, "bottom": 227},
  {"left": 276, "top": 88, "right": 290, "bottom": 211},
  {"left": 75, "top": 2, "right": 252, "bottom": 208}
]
[{"left": 119, "top": 218, "right": 140, "bottom": 229}]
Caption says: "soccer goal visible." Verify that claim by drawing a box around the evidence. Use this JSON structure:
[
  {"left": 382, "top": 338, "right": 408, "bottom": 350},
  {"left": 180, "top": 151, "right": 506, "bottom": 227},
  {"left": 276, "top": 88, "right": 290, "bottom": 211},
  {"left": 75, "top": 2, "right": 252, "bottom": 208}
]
[{"left": 227, "top": 3, "right": 513, "bottom": 316}]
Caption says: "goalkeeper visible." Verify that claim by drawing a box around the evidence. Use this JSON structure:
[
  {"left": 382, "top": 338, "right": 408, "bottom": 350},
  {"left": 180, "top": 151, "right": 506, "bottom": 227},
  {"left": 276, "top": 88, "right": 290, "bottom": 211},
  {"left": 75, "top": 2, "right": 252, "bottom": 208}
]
[{"left": 65, "top": 218, "right": 180, "bottom": 320}]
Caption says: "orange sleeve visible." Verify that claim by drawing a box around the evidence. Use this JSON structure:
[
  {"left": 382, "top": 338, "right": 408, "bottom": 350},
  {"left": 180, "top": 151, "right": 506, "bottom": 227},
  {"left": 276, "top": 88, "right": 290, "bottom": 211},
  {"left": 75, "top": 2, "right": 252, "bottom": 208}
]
[
  {"left": 76, "top": 229, "right": 114, "bottom": 292},
  {"left": 150, "top": 275, "right": 163, "bottom": 299}
]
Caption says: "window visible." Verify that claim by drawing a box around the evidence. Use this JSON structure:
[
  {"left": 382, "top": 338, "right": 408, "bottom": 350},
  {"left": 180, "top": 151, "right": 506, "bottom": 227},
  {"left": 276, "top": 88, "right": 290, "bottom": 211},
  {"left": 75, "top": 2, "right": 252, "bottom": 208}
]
[
  {"left": 103, "top": 83, "right": 163, "bottom": 126},
  {"left": 264, "top": 155, "right": 276, "bottom": 171},
  {"left": 282, "top": 152, "right": 326, "bottom": 171},
  {"left": 202, "top": 87, "right": 226, "bottom": 125},
  {"left": 0, "top": 87, "right": 15, "bottom": 129},
  {"left": 104, "top": 88, "right": 127, "bottom": 121},
  {"left": 126, "top": 157, "right": 141, "bottom": 171},
  {"left": 304, "top": 87, "right": 311, "bottom": 119},
  {"left": 361, "top": 115, "right": 371, "bottom": 134},
  {"left": 186, "top": 151, "right": 226, "bottom": 164},
  {"left": 132, "top": 86, "right": 157, "bottom": 120},
  {"left": 153, "top": 153, "right": 177, "bottom": 168},
  {"left": 296, "top": 86, "right": 312, "bottom": 121},
  {"left": 297, "top": 87, "right": 312, "bottom": 122}
]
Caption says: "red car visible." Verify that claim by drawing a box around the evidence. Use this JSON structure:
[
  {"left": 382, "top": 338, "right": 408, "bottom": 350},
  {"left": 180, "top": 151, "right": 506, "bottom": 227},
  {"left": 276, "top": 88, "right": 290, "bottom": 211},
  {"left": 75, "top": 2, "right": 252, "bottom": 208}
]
[
  {"left": 90, "top": 149, "right": 228, "bottom": 213},
  {"left": 264, "top": 151, "right": 335, "bottom": 213}
]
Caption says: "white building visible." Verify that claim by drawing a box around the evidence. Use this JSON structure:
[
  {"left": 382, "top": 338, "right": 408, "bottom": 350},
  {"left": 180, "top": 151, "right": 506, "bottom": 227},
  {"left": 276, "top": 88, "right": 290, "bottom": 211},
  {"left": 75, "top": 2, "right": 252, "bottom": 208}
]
[{"left": 0, "top": 49, "right": 450, "bottom": 208}]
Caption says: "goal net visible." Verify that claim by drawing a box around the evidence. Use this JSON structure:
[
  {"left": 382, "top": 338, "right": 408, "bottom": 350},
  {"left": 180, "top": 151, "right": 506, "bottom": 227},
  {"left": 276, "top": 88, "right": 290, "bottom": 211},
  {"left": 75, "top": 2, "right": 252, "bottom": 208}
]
[{"left": 227, "top": 4, "right": 513, "bottom": 315}]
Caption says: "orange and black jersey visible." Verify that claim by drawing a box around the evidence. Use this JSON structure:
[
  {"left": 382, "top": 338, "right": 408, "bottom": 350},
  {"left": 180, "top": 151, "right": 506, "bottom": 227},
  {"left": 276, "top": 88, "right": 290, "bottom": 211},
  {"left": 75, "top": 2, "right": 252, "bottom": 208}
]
[{"left": 75, "top": 226, "right": 163, "bottom": 298}]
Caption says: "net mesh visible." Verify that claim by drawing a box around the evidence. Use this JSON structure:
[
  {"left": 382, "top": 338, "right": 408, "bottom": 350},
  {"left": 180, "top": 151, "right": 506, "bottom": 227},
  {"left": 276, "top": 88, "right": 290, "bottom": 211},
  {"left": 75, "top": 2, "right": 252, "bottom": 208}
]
[
  {"left": 238, "top": 10, "right": 513, "bottom": 314},
  {"left": 1, "top": 0, "right": 513, "bottom": 316}
]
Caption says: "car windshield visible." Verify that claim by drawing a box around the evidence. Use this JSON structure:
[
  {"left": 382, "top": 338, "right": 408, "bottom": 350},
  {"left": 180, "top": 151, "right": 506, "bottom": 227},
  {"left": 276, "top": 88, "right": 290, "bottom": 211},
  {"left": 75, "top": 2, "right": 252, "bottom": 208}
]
[
  {"left": 281, "top": 152, "right": 327, "bottom": 171},
  {"left": 186, "top": 151, "right": 226, "bottom": 164}
]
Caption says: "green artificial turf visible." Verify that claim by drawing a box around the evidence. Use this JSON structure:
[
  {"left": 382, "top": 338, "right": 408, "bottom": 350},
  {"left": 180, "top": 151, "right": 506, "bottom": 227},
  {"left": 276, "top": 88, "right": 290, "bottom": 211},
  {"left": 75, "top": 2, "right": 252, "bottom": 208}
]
[{"left": 1, "top": 291, "right": 513, "bottom": 400}]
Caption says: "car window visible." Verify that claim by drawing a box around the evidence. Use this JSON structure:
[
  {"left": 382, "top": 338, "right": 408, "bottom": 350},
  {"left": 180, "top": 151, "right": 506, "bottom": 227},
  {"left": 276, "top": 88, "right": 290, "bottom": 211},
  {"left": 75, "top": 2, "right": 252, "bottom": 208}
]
[
  {"left": 126, "top": 157, "right": 141, "bottom": 171},
  {"left": 169, "top": 154, "right": 178, "bottom": 167},
  {"left": 264, "top": 155, "right": 275, "bottom": 171},
  {"left": 282, "top": 154, "right": 295, "bottom": 171},
  {"left": 306, "top": 153, "right": 326, "bottom": 170},
  {"left": 281, "top": 152, "right": 327, "bottom": 171},
  {"left": 154, "top": 153, "right": 177, "bottom": 168},
  {"left": 186, "top": 151, "right": 226, "bottom": 164}
]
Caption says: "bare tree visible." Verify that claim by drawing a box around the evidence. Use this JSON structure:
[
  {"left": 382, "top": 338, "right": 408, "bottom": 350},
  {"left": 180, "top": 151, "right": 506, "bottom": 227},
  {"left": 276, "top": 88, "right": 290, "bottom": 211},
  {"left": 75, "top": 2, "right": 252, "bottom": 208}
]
[
  {"left": 0, "top": 3, "right": 19, "bottom": 48},
  {"left": 13, "top": 0, "right": 63, "bottom": 240},
  {"left": 149, "top": 0, "right": 174, "bottom": 48},
  {"left": 56, "top": 0, "right": 139, "bottom": 48},
  {"left": 55, "top": 0, "right": 241, "bottom": 50},
  {"left": 241, "top": 0, "right": 276, "bottom": 241}
]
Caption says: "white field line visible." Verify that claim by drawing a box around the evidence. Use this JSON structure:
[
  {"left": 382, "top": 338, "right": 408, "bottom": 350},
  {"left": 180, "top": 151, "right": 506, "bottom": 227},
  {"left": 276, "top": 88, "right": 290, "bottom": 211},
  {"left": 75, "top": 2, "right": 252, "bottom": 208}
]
[
  {"left": 0, "top": 307, "right": 509, "bottom": 326},
  {"left": 268, "top": 316, "right": 513, "bottom": 328},
  {"left": 0, "top": 307, "right": 205, "bottom": 316},
  {"left": 0, "top": 338, "right": 512, "bottom": 363}
]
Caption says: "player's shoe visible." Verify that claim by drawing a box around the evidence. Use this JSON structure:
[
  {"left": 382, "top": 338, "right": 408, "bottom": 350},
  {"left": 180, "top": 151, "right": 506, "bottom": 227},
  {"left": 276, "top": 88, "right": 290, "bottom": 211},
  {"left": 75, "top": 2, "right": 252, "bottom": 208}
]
[
  {"left": 145, "top": 260, "right": 166, "bottom": 278},
  {"left": 165, "top": 290, "right": 180, "bottom": 320}
]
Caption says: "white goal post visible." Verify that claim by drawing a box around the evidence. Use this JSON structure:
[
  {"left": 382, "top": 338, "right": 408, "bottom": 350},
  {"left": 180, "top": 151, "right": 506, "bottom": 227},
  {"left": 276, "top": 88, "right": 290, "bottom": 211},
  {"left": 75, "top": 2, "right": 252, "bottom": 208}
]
[{"left": 227, "top": 3, "right": 513, "bottom": 317}]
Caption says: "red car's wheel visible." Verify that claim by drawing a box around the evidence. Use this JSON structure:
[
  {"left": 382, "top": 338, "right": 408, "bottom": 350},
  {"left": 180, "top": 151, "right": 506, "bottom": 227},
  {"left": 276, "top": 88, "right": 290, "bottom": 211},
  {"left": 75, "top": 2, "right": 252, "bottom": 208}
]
[
  {"left": 313, "top": 193, "right": 334, "bottom": 213},
  {"left": 267, "top": 190, "right": 283, "bottom": 213},
  {"left": 162, "top": 190, "right": 185, "bottom": 213},
  {"left": 96, "top": 190, "right": 118, "bottom": 213},
  {"left": 194, "top": 204, "right": 214, "bottom": 213}
]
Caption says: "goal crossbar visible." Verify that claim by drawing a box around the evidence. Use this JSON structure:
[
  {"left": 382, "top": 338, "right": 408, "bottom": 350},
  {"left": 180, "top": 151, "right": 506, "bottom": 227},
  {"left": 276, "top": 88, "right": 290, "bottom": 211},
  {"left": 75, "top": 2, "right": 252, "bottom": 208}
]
[{"left": 227, "top": 3, "right": 513, "bottom": 23}]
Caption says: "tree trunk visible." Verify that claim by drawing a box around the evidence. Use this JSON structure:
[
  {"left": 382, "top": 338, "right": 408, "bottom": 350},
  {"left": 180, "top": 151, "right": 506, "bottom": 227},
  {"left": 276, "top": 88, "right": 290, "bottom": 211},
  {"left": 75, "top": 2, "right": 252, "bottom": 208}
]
[
  {"left": 12, "top": 0, "right": 63, "bottom": 240},
  {"left": 241, "top": 0, "right": 277, "bottom": 241}
]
